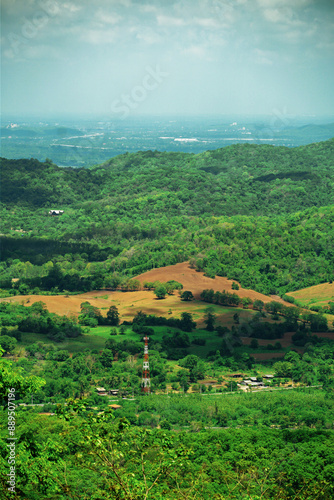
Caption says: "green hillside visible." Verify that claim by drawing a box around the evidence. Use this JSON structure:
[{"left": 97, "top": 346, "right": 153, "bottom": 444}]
[
  {"left": 2, "top": 138, "right": 334, "bottom": 213},
  {"left": 1, "top": 139, "right": 334, "bottom": 294}
]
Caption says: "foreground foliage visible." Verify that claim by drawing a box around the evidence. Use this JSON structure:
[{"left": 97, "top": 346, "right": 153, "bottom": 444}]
[{"left": 0, "top": 395, "right": 333, "bottom": 499}]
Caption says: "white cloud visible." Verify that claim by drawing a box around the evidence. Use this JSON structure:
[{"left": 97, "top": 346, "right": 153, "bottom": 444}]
[
  {"left": 138, "top": 4, "right": 159, "bottom": 14},
  {"left": 173, "top": 0, "right": 236, "bottom": 27},
  {"left": 193, "top": 17, "right": 220, "bottom": 28},
  {"left": 3, "top": 43, "right": 63, "bottom": 62},
  {"left": 25, "top": 44, "right": 63, "bottom": 59},
  {"left": 257, "top": 0, "right": 312, "bottom": 7},
  {"left": 181, "top": 45, "right": 208, "bottom": 60},
  {"left": 134, "top": 29, "right": 162, "bottom": 45},
  {"left": 62, "top": 2, "right": 82, "bottom": 14},
  {"left": 118, "top": 0, "right": 132, "bottom": 7},
  {"left": 81, "top": 29, "right": 118, "bottom": 45},
  {"left": 253, "top": 48, "right": 273, "bottom": 65},
  {"left": 157, "top": 15, "right": 187, "bottom": 27},
  {"left": 263, "top": 7, "right": 292, "bottom": 23},
  {"left": 94, "top": 9, "right": 122, "bottom": 26}
]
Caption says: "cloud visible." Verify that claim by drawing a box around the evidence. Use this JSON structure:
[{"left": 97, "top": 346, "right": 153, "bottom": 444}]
[
  {"left": 138, "top": 4, "right": 159, "bottom": 14},
  {"left": 156, "top": 15, "right": 187, "bottom": 27},
  {"left": 172, "top": 0, "right": 236, "bottom": 27},
  {"left": 80, "top": 28, "right": 118, "bottom": 45},
  {"left": 253, "top": 48, "right": 273, "bottom": 65},
  {"left": 3, "top": 42, "right": 63, "bottom": 62},
  {"left": 181, "top": 45, "right": 208, "bottom": 59},
  {"left": 2, "top": 0, "right": 333, "bottom": 90},
  {"left": 94, "top": 9, "right": 122, "bottom": 25},
  {"left": 62, "top": 3, "right": 82, "bottom": 14},
  {"left": 133, "top": 28, "right": 162, "bottom": 45},
  {"left": 263, "top": 7, "right": 292, "bottom": 23},
  {"left": 257, "top": 0, "right": 312, "bottom": 7},
  {"left": 193, "top": 17, "right": 220, "bottom": 28}
]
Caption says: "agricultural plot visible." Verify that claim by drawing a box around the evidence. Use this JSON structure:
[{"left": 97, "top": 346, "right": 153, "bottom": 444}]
[{"left": 287, "top": 282, "right": 334, "bottom": 308}]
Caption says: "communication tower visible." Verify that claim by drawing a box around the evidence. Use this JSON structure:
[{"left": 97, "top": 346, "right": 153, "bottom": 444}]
[{"left": 141, "top": 335, "right": 150, "bottom": 393}]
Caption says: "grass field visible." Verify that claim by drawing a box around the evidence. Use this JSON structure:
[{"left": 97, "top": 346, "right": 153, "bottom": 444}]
[
  {"left": 19, "top": 330, "right": 107, "bottom": 352},
  {"left": 17, "top": 322, "right": 292, "bottom": 362},
  {"left": 287, "top": 282, "right": 334, "bottom": 308}
]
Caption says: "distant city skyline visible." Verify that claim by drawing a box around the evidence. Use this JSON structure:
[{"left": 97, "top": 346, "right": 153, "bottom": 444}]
[{"left": 2, "top": 0, "right": 334, "bottom": 119}]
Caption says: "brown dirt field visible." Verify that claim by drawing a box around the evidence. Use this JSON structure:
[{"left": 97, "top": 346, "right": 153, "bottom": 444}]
[
  {"left": 3, "top": 289, "right": 227, "bottom": 325},
  {"left": 5, "top": 292, "right": 257, "bottom": 330},
  {"left": 136, "top": 262, "right": 279, "bottom": 303},
  {"left": 2, "top": 290, "right": 177, "bottom": 321}
]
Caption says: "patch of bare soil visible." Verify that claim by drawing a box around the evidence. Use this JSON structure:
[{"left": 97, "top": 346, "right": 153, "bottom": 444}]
[{"left": 136, "top": 262, "right": 277, "bottom": 303}]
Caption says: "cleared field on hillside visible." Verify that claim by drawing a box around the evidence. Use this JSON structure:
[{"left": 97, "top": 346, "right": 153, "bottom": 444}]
[
  {"left": 287, "top": 282, "right": 334, "bottom": 308},
  {"left": 4, "top": 291, "right": 256, "bottom": 329},
  {"left": 3, "top": 262, "right": 276, "bottom": 324},
  {"left": 136, "top": 262, "right": 283, "bottom": 302}
]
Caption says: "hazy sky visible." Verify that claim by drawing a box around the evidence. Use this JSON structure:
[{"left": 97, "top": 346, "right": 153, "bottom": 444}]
[{"left": 1, "top": 0, "right": 334, "bottom": 118}]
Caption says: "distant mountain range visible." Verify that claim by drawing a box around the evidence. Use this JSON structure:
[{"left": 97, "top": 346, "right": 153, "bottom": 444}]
[{"left": 1, "top": 118, "right": 333, "bottom": 167}]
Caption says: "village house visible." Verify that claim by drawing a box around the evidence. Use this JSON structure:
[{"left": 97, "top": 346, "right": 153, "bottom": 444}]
[
  {"left": 240, "top": 379, "right": 266, "bottom": 389},
  {"left": 95, "top": 387, "right": 120, "bottom": 397},
  {"left": 48, "top": 210, "right": 64, "bottom": 215},
  {"left": 96, "top": 387, "right": 108, "bottom": 396},
  {"left": 109, "top": 389, "right": 119, "bottom": 396}
]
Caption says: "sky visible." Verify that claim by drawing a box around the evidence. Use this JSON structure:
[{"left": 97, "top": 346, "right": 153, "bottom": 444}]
[{"left": 1, "top": 0, "right": 334, "bottom": 119}]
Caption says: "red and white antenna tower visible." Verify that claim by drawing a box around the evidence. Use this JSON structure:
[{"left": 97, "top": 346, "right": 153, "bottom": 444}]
[{"left": 141, "top": 335, "right": 150, "bottom": 393}]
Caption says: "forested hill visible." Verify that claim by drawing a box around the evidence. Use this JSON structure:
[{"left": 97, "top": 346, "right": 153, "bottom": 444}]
[
  {"left": 1, "top": 138, "right": 334, "bottom": 295},
  {"left": 1, "top": 138, "right": 334, "bottom": 216}
]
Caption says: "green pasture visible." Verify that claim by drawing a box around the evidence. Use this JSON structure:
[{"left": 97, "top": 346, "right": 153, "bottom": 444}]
[
  {"left": 16, "top": 312, "right": 283, "bottom": 360},
  {"left": 19, "top": 330, "right": 106, "bottom": 352}
]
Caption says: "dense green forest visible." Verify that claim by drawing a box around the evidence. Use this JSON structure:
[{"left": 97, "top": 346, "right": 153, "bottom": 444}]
[
  {"left": 1, "top": 393, "right": 334, "bottom": 499},
  {"left": 1, "top": 138, "right": 334, "bottom": 295}
]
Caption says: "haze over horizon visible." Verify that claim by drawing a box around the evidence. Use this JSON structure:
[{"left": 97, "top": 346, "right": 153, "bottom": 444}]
[{"left": 1, "top": 0, "right": 334, "bottom": 120}]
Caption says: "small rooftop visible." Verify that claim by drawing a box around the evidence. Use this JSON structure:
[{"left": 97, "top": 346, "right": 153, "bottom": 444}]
[{"left": 108, "top": 404, "right": 122, "bottom": 410}]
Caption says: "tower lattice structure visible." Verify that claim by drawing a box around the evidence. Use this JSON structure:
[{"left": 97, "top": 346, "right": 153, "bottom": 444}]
[{"left": 141, "top": 335, "right": 150, "bottom": 393}]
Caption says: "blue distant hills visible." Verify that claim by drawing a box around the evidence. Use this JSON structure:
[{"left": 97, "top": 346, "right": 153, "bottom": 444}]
[{"left": 1, "top": 117, "right": 333, "bottom": 168}]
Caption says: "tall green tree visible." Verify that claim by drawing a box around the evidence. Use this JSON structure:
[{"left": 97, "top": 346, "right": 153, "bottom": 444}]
[{"left": 107, "top": 305, "right": 120, "bottom": 326}]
